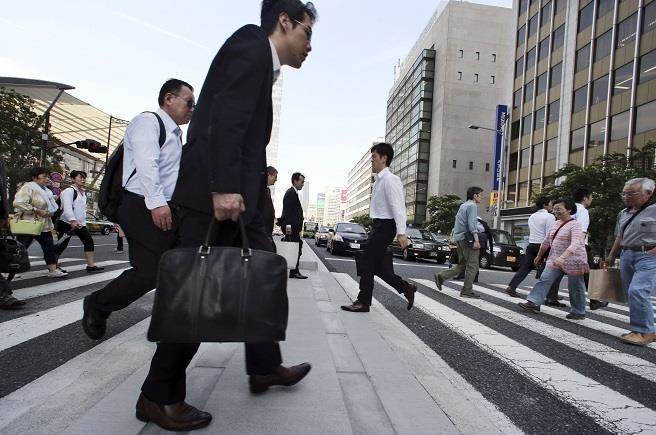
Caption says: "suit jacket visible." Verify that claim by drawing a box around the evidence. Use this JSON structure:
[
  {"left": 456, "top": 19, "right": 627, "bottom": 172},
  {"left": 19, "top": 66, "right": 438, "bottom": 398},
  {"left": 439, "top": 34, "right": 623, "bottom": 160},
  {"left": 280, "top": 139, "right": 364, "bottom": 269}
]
[
  {"left": 172, "top": 25, "right": 273, "bottom": 225},
  {"left": 279, "top": 187, "right": 303, "bottom": 233},
  {"left": 262, "top": 187, "right": 275, "bottom": 236}
]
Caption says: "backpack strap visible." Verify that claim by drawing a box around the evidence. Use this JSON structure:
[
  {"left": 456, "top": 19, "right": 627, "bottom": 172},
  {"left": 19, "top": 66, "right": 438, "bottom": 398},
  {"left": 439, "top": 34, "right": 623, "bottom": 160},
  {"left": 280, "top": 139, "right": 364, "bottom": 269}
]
[{"left": 124, "top": 111, "right": 167, "bottom": 186}]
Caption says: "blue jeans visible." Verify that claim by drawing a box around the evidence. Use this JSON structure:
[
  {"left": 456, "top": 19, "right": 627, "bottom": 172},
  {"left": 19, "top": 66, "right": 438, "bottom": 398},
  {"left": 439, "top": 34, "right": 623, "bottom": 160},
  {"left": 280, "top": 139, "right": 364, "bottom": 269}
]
[
  {"left": 620, "top": 250, "right": 656, "bottom": 334},
  {"left": 526, "top": 266, "right": 587, "bottom": 315}
]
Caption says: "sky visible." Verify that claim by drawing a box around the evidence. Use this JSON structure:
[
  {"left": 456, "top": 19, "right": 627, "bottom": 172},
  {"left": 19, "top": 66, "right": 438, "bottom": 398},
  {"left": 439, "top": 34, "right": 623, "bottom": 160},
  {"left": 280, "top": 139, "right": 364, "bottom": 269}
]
[{"left": 0, "top": 0, "right": 511, "bottom": 208}]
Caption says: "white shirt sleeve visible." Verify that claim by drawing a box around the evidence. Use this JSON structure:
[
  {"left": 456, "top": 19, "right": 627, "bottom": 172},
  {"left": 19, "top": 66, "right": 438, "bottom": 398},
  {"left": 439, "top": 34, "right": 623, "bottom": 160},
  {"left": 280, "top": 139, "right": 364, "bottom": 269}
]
[
  {"left": 126, "top": 115, "right": 167, "bottom": 210},
  {"left": 578, "top": 207, "right": 590, "bottom": 234},
  {"left": 60, "top": 188, "right": 76, "bottom": 223},
  {"left": 384, "top": 176, "right": 407, "bottom": 235}
]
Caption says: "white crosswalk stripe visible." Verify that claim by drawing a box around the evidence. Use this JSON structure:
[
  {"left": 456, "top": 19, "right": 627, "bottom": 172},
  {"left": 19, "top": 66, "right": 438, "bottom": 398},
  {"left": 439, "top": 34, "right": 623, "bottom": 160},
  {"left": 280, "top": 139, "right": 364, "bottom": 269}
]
[
  {"left": 11, "top": 260, "right": 129, "bottom": 282},
  {"left": 13, "top": 268, "right": 130, "bottom": 300}
]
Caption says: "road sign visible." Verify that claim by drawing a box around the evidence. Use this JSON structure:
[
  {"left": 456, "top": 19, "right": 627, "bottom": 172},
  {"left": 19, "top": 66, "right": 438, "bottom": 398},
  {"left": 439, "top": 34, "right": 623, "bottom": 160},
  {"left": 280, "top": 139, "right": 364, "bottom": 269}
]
[{"left": 50, "top": 172, "right": 63, "bottom": 182}]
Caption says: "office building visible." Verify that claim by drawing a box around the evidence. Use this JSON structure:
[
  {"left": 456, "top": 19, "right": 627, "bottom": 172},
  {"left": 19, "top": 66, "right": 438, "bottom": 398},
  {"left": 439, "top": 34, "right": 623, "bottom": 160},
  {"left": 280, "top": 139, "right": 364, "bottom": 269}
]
[
  {"left": 386, "top": 1, "right": 513, "bottom": 225},
  {"left": 345, "top": 147, "right": 374, "bottom": 221},
  {"left": 500, "top": 0, "right": 656, "bottom": 237},
  {"left": 267, "top": 73, "right": 284, "bottom": 204}
]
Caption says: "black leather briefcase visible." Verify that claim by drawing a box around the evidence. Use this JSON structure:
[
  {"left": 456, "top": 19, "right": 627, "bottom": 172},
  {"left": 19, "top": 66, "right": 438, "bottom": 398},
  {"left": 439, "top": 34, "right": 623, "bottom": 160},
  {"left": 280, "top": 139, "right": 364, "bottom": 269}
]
[{"left": 147, "top": 217, "right": 288, "bottom": 343}]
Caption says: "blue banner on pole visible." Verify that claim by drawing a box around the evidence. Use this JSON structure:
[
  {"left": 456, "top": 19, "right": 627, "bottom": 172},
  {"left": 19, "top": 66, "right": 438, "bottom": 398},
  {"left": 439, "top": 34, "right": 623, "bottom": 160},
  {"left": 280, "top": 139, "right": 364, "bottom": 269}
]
[{"left": 492, "top": 104, "right": 507, "bottom": 191}]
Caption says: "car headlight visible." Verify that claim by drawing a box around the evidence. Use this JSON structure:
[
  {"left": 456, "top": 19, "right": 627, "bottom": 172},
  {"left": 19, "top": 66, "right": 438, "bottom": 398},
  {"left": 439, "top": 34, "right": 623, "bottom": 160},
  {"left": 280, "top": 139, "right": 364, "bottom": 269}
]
[
  {"left": 493, "top": 246, "right": 501, "bottom": 253},
  {"left": 333, "top": 235, "right": 343, "bottom": 242},
  {"left": 441, "top": 246, "right": 450, "bottom": 251},
  {"left": 413, "top": 243, "right": 424, "bottom": 249}
]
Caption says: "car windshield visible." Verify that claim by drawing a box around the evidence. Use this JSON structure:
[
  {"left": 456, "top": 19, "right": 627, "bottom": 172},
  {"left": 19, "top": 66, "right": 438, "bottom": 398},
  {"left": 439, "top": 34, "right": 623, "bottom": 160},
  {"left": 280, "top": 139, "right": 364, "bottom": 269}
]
[
  {"left": 493, "top": 230, "right": 515, "bottom": 245},
  {"left": 431, "top": 232, "right": 449, "bottom": 242},
  {"left": 337, "top": 223, "right": 366, "bottom": 234},
  {"left": 407, "top": 228, "right": 434, "bottom": 241},
  {"left": 319, "top": 226, "right": 330, "bottom": 233}
]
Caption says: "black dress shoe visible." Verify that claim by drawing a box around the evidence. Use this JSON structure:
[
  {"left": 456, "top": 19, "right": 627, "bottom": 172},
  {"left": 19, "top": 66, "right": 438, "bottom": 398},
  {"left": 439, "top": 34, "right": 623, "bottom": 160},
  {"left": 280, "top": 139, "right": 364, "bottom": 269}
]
[
  {"left": 136, "top": 393, "right": 212, "bottom": 431},
  {"left": 403, "top": 282, "right": 416, "bottom": 310},
  {"left": 86, "top": 265, "right": 104, "bottom": 272},
  {"left": 566, "top": 312, "right": 586, "bottom": 320},
  {"left": 0, "top": 296, "right": 26, "bottom": 310},
  {"left": 82, "top": 296, "right": 108, "bottom": 340},
  {"left": 545, "top": 299, "right": 566, "bottom": 307},
  {"left": 340, "top": 301, "right": 370, "bottom": 312},
  {"left": 518, "top": 300, "right": 541, "bottom": 313},
  {"left": 505, "top": 287, "right": 520, "bottom": 298},
  {"left": 249, "top": 363, "right": 312, "bottom": 394},
  {"left": 289, "top": 270, "right": 308, "bottom": 279},
  {"left": 589, "top": 300, "right": 609, "bottom": 310}
]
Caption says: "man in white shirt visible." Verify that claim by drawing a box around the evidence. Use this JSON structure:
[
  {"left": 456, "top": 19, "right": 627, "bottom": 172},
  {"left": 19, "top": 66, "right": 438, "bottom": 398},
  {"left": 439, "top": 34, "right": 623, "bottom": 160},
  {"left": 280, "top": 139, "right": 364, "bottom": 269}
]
[
  {"left": 55, "top": 170, "right": 103, "bottom": 272},
  {"left": 505, "top": 196, "right": 554, "bottom": 297},
  {"left": 341, "top": 143, "right": 417, "bottom": 313}
]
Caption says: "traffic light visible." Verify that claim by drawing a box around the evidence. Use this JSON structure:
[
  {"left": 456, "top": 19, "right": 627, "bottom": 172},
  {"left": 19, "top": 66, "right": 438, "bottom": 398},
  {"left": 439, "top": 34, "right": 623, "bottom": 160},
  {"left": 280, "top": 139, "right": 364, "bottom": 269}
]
[{"left": 75, "top": 139, "right": 108, "bottom": 154}]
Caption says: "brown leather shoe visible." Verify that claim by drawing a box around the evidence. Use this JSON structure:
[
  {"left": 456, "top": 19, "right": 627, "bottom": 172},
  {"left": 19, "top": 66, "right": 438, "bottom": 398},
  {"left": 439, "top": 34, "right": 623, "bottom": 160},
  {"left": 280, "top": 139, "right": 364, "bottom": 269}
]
[
  {"left": 621, "top": 332, "right": 656, "bottom": 347},
  {"left": 249, "top": 363, "right": 312, "bottom": 394},
  {"left": 403, "top": 282, "right": 417, "bottom": 310},
  {"left": 341, "top": 301, "right": 370, "bottom": 312},
  {"left": 505, "top": 286, "right": 519, "bottom": 298},
  {"left": 434, "top": 273, "right": 444, "bottom": 291},
  {"left": 135, "top": 393, "right": 212, "bottom": 431}
]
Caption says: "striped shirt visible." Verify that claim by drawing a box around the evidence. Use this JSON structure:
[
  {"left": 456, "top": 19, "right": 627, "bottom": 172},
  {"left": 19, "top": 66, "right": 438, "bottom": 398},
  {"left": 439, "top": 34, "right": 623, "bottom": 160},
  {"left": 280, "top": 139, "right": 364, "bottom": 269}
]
[{"left": 540, "top": 219, "right": 590, "bottom": 275}]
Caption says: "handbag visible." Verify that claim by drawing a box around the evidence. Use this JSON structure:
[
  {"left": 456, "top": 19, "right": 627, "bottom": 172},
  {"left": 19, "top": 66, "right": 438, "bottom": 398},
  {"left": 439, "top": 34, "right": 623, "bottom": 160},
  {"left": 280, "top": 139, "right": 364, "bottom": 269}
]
[
  {"left": 277, "top": 236, "right": 300, "bottom": 270},
  {"left": 147, "top": 217, "right": 289, "bottom": 343},
  {"left": 0, "top": 234, "right": 30, "bottom": 274},
  {"left": 9, "top": 212, "right": 44, "bottom": 236},
  {"left": 588, "top": 268, "right": 626, "bottom": 303}
]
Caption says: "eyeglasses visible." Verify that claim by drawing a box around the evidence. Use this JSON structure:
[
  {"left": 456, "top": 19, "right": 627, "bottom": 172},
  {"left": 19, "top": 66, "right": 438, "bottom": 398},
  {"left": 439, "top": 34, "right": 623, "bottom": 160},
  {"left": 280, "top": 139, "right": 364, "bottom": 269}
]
[
  {"left": 293, "top": 19, "right": 312, "bottom": 41},
  {"left": 170, "top": 93, "right": 195, "bottom": 109},
  {"left": 620, "top": 191, "right": 641, "bottom": 197}
]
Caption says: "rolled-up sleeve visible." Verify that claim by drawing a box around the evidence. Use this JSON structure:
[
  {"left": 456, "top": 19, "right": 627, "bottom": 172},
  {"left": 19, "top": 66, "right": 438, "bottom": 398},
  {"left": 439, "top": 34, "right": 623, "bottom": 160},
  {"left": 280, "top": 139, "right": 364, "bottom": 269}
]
[
  {"left": 125, "top": 116, "right": 166, "bottom": 210},
  {"left": 385, "top": 177, "right": 407, "bottom": 235}
]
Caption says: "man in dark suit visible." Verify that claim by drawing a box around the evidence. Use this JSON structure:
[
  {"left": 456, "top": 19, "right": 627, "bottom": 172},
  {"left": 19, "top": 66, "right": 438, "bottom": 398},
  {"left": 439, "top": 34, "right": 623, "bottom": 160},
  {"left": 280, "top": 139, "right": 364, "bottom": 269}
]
[
  {"left": 264, "top": 166, "right": 278, "bottom": 250},
  {"left": 279, "top": 172, "right": 307, "bottom": 279},
  {"left": 167, "top": 0, "right": 317, "bottom": 426}
]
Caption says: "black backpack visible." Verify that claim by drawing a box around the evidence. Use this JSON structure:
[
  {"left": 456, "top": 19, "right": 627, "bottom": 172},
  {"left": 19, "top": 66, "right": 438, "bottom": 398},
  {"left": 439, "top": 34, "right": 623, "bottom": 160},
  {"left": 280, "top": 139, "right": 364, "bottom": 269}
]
[
  {"left": 99, "top": 112, "right": 165, "bottom": 223},
  {"left": 52, "top": 188, "right": 78, "bottom": 224}
]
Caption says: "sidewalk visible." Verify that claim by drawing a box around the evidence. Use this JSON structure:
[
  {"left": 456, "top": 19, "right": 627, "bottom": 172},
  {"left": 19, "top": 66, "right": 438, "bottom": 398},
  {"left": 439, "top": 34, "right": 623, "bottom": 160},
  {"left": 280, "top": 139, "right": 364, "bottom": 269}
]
[{"left": 0, "top": 241, "right": 511, "bottom": 434}]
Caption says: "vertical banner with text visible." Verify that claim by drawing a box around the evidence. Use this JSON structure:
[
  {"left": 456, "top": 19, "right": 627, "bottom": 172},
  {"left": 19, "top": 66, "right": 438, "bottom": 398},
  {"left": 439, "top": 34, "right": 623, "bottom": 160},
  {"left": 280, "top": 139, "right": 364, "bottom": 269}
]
[{"left": 490, "top": 104, "right": 507, "bottom": 215}]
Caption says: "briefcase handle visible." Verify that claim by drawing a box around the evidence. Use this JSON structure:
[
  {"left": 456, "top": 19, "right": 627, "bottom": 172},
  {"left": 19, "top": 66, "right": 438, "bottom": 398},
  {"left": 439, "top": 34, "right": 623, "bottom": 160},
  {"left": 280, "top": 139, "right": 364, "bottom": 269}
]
[{"left": 199, "top": 216, "right": 251, "bottom": 258}]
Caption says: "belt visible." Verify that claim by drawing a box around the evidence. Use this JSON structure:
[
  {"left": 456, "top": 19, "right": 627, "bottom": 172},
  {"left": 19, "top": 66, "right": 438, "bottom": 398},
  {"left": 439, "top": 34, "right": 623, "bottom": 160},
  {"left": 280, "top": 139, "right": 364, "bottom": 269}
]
[
  {"left": 372, "top": 218, "right": 394, "bottom": 223},
  {"left": 622, "top": 245, "right": 656, "bottom": 252}
]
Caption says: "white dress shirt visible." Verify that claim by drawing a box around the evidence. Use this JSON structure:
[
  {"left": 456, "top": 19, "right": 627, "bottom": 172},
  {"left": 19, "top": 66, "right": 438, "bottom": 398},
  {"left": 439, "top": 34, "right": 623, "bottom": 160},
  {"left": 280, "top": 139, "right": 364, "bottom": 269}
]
[
  {"left": 573, "top": 203, "right": 590, "bottom": 245},
  {"left": 369, "top": 167, "right": 407, "bottom": 235},
  {"left": 59, "top": 186, "right": 87, "bottom": 225},
  {"left": 123, "top": 108, "right": 182, "bottom": 210},
  {"left": 527, "top": 209, "right": 555, "bottom": 244},
  {"left": 269, "top": 38, "right": 281, "bottom": 83}
]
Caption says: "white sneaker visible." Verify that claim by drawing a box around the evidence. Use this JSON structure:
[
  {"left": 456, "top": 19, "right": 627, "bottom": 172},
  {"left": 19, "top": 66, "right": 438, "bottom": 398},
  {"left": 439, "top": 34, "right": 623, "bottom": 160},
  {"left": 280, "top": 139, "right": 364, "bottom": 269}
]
[{"left": 48, "top": 269, "right": 68, "bottom": 278}]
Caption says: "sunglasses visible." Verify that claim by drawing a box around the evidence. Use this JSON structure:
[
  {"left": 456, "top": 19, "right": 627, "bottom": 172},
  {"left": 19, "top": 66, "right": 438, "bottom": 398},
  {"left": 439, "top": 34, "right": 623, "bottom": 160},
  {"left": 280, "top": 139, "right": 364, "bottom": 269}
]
[{"left": 170, "top": 93, "right": 195, "bottom": 109}]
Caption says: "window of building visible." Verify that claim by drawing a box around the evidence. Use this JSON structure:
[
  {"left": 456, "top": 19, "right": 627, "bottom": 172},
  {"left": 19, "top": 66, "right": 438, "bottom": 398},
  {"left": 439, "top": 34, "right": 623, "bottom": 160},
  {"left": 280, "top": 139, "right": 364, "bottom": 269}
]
[
  {"left": 519, "top": 0, "right": 529, "bottom": 16},
  {"left": 522, "top": 113, "right": 533, "bottom": 136},
  {"left": 613, "top": 62, "right": 634, "bottom": 95},
  {"left": 485, "top": 162, "right": 490, "bottom": 172},
  {"left": 588, "top": 119, "right": 606, "bottom": 147},
  {"left": 597, "top": 0, "right": 614, "bottom": 18},
  {"left": 635, "top": 100, "right": 656, "bottom": 134},
  {"left": 594, "top": 30, "right": 612, "bottom": 62},
  {"left": 548, "top": 100, "right": 560, "bottom": 124},
  {"left": 537, "top": 72, "right": 548, "bottom": 95},
  {"left": 554, "top": 0, "right": 566, "bottom": 13},
  {"left": 491, "top": 75, "right": 495, "bottom": 84},
  {"left": 452, "top": 160, "right": 457, "bottom": 168},
  {"left": 509, "top": 152, "right": 519, "bottom": 170},
  {"left": 541, "top": 1, "right": 552, "bottom": 27},
  {"left": 526, "top": 47, "right": 536, "bottom": 72},
  {"left": 458, "top": 71, "right": 462, "bottom": 80},
  {"left": 515, "top": 56, "right": 524, "bottom": 78},
  {"left": 532, "top": 142, "right": 543, "bottom": 165},
  {"left": 610, "top": 110, "right": 630, "bottom": 140},
  {"left": 511, "top": 120, "right": 521, "bottom": 139},
  {"left": 644, "top": 2, "right": 656, "bottom": 35},
  {"left": 552, "top": 25, "right": 565, "bottom": 51},
  {"left": 545, "top": 137, "right": 558, "bottom": 160},
  {"left": 474, "top": 73, "right": 479, "bottom": 83},
  {"left": 475, "top": 51, "right": 480, "bottom": 60},
  {"left": 524, "top": 80, "right": 534, "bottom": 103},
  {"left": 458, "top": 49, "right": 464, "bottom": 58},
  {"left": 570, "top": 127, "right": 585, "bottom": 151},
  {"left": 575, "top": 43, "right": 591, "bottom": 72},
  {"left": 513, "top": 89, "right": 522, "bottom": 108},
  {"left": 492, "top": 53, "right": 497, "bottom": 62},
  {"left": 578, "top": 2, "right": 594, "bottom": 33},
  {"left": 529, "top": 14, "right": 539, "bottom": 37},
  {"left": 616, "top": 13, "right": 638, "bottom": 48},
  {"left": 469, "top": 161, "right": 474, "bottom": 170},
  {"left": 639, "top": 50, "right": 656, "bottom": 84},
  {"left": 591, "top": 74, "right": 609, "bottom": 105},
  {"left": 572, "top": 85, "right": 588, "bottom": 113},
  {"left": 538, "top": 37, "right": 550, "bottom": 61},
  {"left": 520, "top": 147, "right": 531, "bottom": 167},
  {"left": 535, "top": 107, "right": 546, "bottom": 130},
  {"left": 550, "top": 62, "right": 562, "bottom": 87},
  {"left": 517, "top": 25, "right": 526, "bottom": 47}
]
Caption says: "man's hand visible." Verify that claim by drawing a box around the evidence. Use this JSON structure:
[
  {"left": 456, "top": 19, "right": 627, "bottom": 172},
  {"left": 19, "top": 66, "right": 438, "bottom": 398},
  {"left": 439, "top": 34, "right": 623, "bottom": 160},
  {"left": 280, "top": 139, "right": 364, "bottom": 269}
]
[
  {"left": 473, "top": 241, "right": 481, "bottom": 250},
  {"left": 69, "top": 220, "right": 81, "bottom": 230},
  {"left": 151, "top": 205, "right": 173, "bottom": 231},
  {"left": 212, "top": 193, "right": 245, "bottom": 222},
  {"left": 533, "top": 256, "right": 543, "bottom": 268},
  {"left": 34, "top": 209, "right": 47, "bottom": 218},
  {"left": 398, "top": 234, "right": 409, "bottom": 249}
]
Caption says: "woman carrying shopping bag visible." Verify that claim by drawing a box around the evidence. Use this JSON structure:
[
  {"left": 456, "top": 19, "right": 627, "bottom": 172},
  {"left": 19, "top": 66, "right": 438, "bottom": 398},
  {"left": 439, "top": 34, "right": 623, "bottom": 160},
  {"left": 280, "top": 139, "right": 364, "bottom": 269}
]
[
  {"left": 519, "top": 197, "right": 589, "bottom": 320},
  {"left": 12, "top": 167, "right": 67, "bottom": 278}
]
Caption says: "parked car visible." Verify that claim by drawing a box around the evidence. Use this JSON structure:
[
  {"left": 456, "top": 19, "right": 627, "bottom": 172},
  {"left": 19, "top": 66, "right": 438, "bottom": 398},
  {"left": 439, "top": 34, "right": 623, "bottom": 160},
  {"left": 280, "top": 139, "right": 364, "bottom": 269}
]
[
  {"left": 314, "top": 226, "right": 331, "bottom": 246},
  {"left": 86, "top": 213, "right": 116, "bottom": 235},
  {"left": 326, "top": 222, "right": 368, "bottom": 255},
  {"left": 391, "top": 227, "right": 451, "bottom": 263},
  {"left": 449, "top": 229, "right": 524, "bottom": 271},
  {"left": 303, "top": 221, "right": 319, "bottom": 238}
]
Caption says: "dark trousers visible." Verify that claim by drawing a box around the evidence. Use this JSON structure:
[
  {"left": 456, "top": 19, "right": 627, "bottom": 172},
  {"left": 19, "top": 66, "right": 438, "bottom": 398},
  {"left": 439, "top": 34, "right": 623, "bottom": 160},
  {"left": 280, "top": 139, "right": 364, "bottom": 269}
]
[
  {"left": 17, "top": 232, "right": 56, "bottom": 265},
  {"left": 116, "top": 234, "right": 124, "bottom": 251},
  {"left": 508, "top": 243, "right": 541, "bottom": 290},
  {"left": 285, "top": 231, "right": 302, "bottom": 271},
  {"left": 547, "top": 244, "right": 595, "bottom": 301},
  {"left": 357, "top": 219, "right": 407, "bottom": 306},
  {"left": 55, "top": 221, "right": 94, "bottom": 253}
]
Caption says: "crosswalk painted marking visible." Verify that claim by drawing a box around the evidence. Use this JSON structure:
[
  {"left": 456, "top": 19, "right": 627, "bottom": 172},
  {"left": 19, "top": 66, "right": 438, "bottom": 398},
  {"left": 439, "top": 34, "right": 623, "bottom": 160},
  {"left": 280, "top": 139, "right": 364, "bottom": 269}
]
[
  {"left": 23, "top": 258, "right": 82, "bottom": 267},
  {"left": 13, "top": 268, "right": 130, "bottom": 300},
  {"left": 365, "top": 275, "right": 656, "bottom": 433},
  {"left": 11, "top": 260, "right": 129, "bottom": 282}
]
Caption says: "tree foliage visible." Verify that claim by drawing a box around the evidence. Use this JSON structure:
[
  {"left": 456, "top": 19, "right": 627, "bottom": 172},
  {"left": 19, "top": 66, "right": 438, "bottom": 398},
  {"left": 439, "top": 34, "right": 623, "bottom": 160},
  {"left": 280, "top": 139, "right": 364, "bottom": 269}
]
[
  {"left": 350, "top": 214, "right": 373, "bottom": 231},
  {"left": 423, "top": 193, "right": 462, "bottom": 234},
  {"left": 533, "top": 142, "right": 656, "bottom": 257},
  {"left": 0, "top": 87, "right": 63, "bottom": 200}
]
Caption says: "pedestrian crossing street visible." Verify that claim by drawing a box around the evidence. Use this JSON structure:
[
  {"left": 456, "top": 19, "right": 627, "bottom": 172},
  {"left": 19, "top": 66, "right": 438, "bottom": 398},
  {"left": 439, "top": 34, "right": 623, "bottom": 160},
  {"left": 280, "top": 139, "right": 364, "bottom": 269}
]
[{"left": 1, "top": 255, "right": 656, "bottom": 434}]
